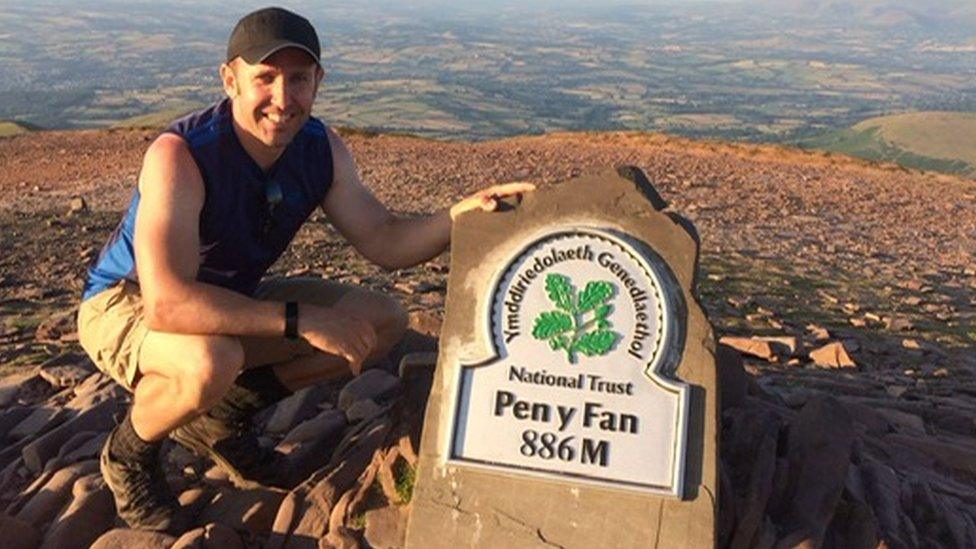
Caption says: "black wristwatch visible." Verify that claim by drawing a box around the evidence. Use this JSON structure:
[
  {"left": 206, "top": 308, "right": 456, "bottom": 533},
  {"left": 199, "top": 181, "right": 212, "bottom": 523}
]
[{"left": 285, "top": 301, "right": 299, "bottom": 339}]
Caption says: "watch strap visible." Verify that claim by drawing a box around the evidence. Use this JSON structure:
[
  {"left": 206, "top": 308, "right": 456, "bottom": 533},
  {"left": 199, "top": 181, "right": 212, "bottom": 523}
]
[{"left": 285, "top": 301, "right": 299, "bottom": 339}]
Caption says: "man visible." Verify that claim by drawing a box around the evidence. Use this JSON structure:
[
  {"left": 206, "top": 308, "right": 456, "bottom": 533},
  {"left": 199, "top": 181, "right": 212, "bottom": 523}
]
[{"left": 77, "top": 7, "right": 532, "bottom": 532}]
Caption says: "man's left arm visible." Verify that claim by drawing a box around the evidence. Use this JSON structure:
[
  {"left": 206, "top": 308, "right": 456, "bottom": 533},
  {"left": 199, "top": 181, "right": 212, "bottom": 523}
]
[{"left": 321, "top": 128, "right": 533, "bottom": 270}]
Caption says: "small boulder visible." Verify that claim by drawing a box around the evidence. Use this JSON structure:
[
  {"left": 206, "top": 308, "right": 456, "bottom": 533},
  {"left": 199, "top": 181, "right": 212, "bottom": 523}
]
[
  {"left": 278, "top": 409, "right": 347, "bottom": 483},
  {"left": 35, "top": 311, "right": 77, "bottom": 343},
  {"left": 873, "top": 408, "right": 926, "bottom": 434},
  {"left": 68, "top": 196, "right": 88, "bottom": 214},
  {"left": 281, "top": 418, "right": 392, "bottom": 542},
  {"left": 264, "top": 384, "right": 331, "bottom": 435},
  {"left": 39, "top": 364, "right": 94, "bottom": 389},
  {"left": 171, "top": 523, "right": 244, "bottom": 549},
  {"left": 754, "top": 336, "right": 800, "bottom": 357},
  {"left": 774, "top": 396, "right": 855, "bottom": 546},
  {"left": 408, "top": 310, "right": 442, "bottom": 337},
  {"left": 40, "top": 474, "right": 114, "bottom": 549},
  {"left": 805, "top": 324, "right": 830, "bottom": 341},
  {"left": 56, "top": 431, "right": 108, "bottom": 466},
  {"left": 718, "top": 336, "right": 777, "bottom": 362},
  {"left": 8, "top": 405, "right": 67, "bottom": 440},
  {"left": 398, "top": 352, "right": 438, "bottom": 379},
  {"left": 89, "top": 529, "right": 176, "bottom": 549},
  {"left": 278, "top": 409, "right": 347, "bottom": 455},
  {"left": 886, "top": 385, "right": 909, "bottom": 398},
  {"left": 16, "top": 460, "right": 99, "bottom": 528},
  {"left": 884, "top": 316, "right": 914, "bottom": 331},
  {"left": 38, "top": 353, "right": 94, "bottom": 389},
  {"left": 338, "top": 369, "right": 402, "bottom": 412},
  {"left": 0, "top": 406, "right": 33, "bottom": 440},
  {"left": 345, "top": 398, "right": 387, "bottom": 423},
  {"left": 0, "top": 371, "right": 44, "bottom": 407},
  {"left": 809, "top": 342, "right": 857, "bottom": 369},
  {"left": 0, "top": 514, "right": 41, "bottom": 549},
  {"left": 65, "top": 374, "right": 126, "bottom": 410},
  {"left": 198, "top": 487, "right": 286, "bottom": 536},
  {"left": 177, "top": 486, "right": 216, "bottom": 519},
  {"left": 901, "top": 338, "right": 922, "bottom": 350},
  {"left": 364, "top": 507, "right": 407, "bottom": 549},
  {"left": 23, "top": 399, "right": 120, "bottom": 473}
]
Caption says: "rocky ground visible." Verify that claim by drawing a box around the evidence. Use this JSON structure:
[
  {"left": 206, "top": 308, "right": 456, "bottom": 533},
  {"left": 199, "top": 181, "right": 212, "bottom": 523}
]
[{"left": 0, "top": 127, "right": 974, "bottom": 548}]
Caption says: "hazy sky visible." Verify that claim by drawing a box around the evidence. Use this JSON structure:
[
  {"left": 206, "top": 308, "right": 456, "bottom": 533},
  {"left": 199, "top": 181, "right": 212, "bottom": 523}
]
[{"left": 10, "top": 0, "right": 972, "bottom": 23}]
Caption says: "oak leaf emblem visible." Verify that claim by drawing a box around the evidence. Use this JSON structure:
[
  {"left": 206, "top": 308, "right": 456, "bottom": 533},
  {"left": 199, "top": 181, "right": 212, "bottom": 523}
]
[{"left": 531, "top": 274, "right": 620, "bottom": 363}]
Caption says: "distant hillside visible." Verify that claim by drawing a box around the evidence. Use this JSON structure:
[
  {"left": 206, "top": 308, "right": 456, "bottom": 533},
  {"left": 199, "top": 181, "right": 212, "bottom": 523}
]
[
  {"left": 801, "top": 111, "right": 976, "bottom": 177},
  {"left": 109, "top": 104, "right": 202, "bottom": 130},
  {"left": 770, "top": 0, "right": 976, "bottom": 29},
  {"left": 0, "top": 120, "right": 36, "bottom": 137}
]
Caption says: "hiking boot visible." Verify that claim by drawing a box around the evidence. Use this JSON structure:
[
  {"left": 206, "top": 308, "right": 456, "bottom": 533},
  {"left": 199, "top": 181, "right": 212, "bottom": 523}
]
[
  {"left": 100, "top": 422, "right": 184, "bottom": 533},
  {"left": 170, "top": 413, "right": 293, "bottom": 489},
  {"left": 171, "top": 365, "right": 295, "bottom": 489}
]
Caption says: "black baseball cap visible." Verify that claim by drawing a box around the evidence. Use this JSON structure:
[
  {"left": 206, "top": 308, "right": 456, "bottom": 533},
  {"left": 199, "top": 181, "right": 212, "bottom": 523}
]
[{"left": 226, "top": 7, "right": 321, "bottom": 66}]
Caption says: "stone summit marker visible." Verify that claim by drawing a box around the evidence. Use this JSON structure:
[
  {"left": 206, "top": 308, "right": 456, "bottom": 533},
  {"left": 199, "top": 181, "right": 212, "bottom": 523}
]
[{"left": 405, "top": 167, "right": 718, "bottom": 548}]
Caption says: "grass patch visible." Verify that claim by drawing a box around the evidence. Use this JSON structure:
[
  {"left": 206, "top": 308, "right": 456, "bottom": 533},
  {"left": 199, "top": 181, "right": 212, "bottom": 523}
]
[
  {"left": 350, "top": 511, "right": 367, "bottom": 529},
  {"left": 394, "top": 459, "right": 416, "bottom": 504},
  {"left": 800, "top": 115, "right": 976, "bottom": 177},
  {"left": 3, "top": 348, "right": 51, "bottom": 368},
  {"left": 0, "top": 120, "right": 32, "bottom": 137},
  {"left": 110, "top": 103, "right": 202, "bottom": 129},
  {"left": 0, "top": 361, "right": 32, "bottom": 377},
  {"left": 4, "top": 314, "right": 43, "bottom": 331}
]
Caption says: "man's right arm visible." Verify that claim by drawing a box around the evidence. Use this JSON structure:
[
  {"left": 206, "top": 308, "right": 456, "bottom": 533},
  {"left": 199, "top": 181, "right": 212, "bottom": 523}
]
[{"left": 134, "top": 134, "right": 376, "bottom": 367}]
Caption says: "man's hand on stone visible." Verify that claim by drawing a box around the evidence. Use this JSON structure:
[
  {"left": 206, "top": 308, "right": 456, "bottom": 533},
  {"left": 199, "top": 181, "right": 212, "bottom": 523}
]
[
  {"left": 450, "top": 182, "right": 537, "bottom": 221},
  {"left": 299, "top": 306, "right": 378, "bottom": 374}
]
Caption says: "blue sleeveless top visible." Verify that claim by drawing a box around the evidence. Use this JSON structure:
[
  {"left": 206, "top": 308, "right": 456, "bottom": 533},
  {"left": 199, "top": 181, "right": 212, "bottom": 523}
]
[{"left": 82, "top": 99, "right": 334, "bottom": 301}]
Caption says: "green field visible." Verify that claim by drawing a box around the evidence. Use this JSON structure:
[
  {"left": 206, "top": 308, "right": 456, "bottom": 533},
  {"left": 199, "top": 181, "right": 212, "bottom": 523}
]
[
  {"left": 0, "top": 120, "right": 33, "bottom": 137},
  {"left": 109, "top": 102, "right": 203, "bottom": 129},
  {"left": 802, "top": 111, "right": 976, "bottom": 177}
]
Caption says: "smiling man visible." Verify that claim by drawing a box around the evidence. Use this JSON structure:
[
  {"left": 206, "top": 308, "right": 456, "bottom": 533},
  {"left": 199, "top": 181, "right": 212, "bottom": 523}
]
[{"left": 77, "top": 7, "right": 532, "bottom": 532}]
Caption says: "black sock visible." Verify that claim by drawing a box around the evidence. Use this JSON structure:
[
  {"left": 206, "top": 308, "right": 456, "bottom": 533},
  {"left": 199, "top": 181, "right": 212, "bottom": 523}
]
[
  {"left": 236, "top": 365, "right": 293, "bottom": 403},
  {"left": 112, "top": 410, "right": 160, "bottom": 463},
  {"left": 207, "top": 365, "right": 293, "bottom": 424}
]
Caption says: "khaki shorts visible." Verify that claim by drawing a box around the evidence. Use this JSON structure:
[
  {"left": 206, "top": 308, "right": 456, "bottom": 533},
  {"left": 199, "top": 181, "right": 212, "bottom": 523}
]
[{"left": 77, "top": 277, "right": 356, "bottom": 392}]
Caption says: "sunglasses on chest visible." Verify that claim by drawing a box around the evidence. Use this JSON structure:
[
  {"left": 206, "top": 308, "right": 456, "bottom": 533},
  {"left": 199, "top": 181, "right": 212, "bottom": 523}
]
[{"left": 259, "top": 179, "right": 283, "bottom": 241}]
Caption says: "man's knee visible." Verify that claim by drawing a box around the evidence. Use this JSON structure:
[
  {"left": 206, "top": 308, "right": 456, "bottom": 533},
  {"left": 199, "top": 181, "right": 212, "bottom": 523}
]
[{"left": 178, "top": 336, "right": 243, "bottom": 413}]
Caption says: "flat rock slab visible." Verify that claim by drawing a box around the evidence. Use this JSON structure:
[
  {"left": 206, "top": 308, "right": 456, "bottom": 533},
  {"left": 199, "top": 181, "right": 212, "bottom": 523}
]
[
  {"left": 265, "top": 384, "right": 332, "bottom": 435},
  {"left": 39, "top": 363, "right": 94, "bottom": 389},
  {"left": 405, "top": 167, "right": 718, "bottom": 548},
  {"left": 338, "top": 369, "right": 402, "bottom": 412},
  {"left": 0, "top": 406, "right": 33, "bottom": 440},
  {"left": 0, "top": 370, "right": 43, "bottom": 407},
  {"left": 8, "top": 405, "right": 66, "bottom": 440},
  {"left": 40, "top": 474, "right": 114, "bottom": 549},
  {"left": 22, "top": 398, "right": 121, "bottom": 473},
  {"left": 16, "top": 459, "right": 99, "bottom": 528},
  {"left": 171, "top": 523, "right": 244, "bottom": 549},
  {"left": 365, "top": 506, "right": 407, "bottom": 549},
  {"left": 277, "top": 408, "right": 348, "bottom": 484},
  {"left": 90, "top": 529, "right": 177, "bottom": 549},
  {"left": 198, "top": 486, "right": 287, "bottom": 536},
  {"left": 0, "top": 514, "right": 41, "bottom": 549}
]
